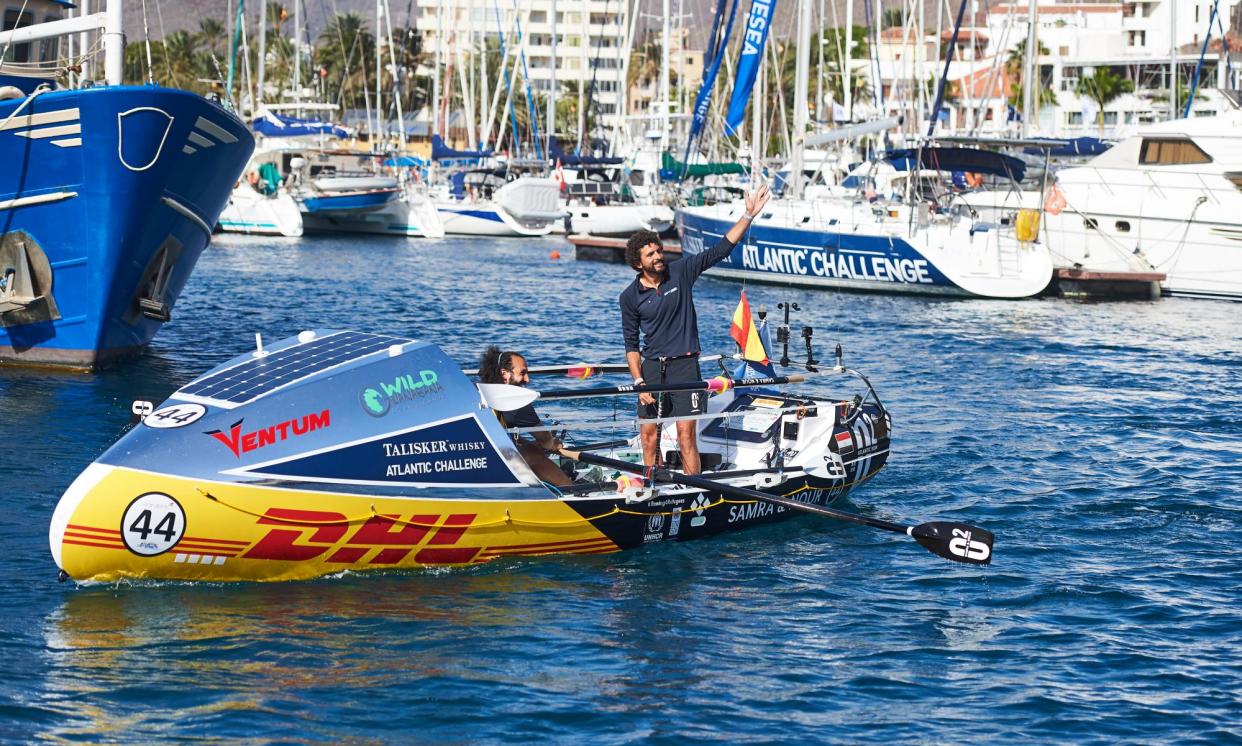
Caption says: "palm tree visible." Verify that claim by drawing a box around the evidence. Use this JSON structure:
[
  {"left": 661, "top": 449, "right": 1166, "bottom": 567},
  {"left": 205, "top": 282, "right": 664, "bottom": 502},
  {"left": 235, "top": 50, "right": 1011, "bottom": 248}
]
[
  {"left": 317, "top": 12, "right": 375, "bottom": 109},
  {"left": 1076, "top": 67, "right": 1134, "bottom": 131},
  {"left": 161, "top": 30, "right": 206, "bottom": 91},
  {"left": 818, "top": 25, "right": 871, "bottom": 117},
  {"left": 1005, "top": 38, "right": 1058, "bottom": 110}
]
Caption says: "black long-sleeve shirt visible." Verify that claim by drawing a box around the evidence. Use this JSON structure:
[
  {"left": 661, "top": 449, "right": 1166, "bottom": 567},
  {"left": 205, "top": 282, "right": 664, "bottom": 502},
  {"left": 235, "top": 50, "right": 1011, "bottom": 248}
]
[{"left": 619, "top": 236, "right": 736, "bottom": 360}]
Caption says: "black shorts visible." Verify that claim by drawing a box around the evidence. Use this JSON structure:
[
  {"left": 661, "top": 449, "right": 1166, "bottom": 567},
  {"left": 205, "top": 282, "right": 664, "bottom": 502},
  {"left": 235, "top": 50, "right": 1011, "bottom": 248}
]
[{"left": 638, "top": 356, "right": 704, "bottom": 419}]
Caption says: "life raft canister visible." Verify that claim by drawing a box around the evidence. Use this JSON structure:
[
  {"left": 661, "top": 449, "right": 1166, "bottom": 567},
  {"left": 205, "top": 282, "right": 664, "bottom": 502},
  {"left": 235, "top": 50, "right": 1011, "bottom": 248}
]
[{"left": 1015, "top": 208, "right": 1041, "bottom": 242}]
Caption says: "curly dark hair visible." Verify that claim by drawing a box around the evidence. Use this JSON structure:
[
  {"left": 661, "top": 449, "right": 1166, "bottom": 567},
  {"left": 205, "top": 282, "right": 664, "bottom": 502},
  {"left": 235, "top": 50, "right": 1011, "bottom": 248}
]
[
  {"left": 477, "top": 345, "right": 520, "bottom": 384},
  {"left": 624, "top": 230, "right": 662, "bottom": 270}
]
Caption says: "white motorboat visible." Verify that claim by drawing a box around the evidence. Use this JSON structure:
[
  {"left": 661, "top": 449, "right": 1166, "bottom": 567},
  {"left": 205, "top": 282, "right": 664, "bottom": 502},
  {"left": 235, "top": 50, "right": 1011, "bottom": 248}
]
[{"left": 218, "top": 183, "right": 303, "bottom": 237}]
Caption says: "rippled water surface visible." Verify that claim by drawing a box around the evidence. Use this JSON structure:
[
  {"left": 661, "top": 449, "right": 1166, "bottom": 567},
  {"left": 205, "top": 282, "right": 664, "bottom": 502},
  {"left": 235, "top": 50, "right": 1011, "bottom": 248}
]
[{"left": 2, "top": 234, "right": 1240, "bottom": 743}]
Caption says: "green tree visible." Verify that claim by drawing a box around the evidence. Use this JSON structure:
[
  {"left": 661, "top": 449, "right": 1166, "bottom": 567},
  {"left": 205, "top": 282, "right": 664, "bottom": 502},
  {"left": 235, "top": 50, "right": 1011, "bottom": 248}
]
[
  {"left": 316, "top": 12, "right": 375, "bottom": 109},
  {"left": 817, "top": 25, "right": 871, "bottom": 114},
  {"left": 1076, "top": 67, "right": 1134, "bottom": 131},
  {"left": 1005, "top": 38, "right": 1058, "bottom": 109}
]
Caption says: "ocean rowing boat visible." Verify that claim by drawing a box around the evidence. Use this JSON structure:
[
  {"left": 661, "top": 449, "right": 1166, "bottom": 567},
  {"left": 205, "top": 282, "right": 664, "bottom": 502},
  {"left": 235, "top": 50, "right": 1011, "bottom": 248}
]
[{"left": 49, "top": 329, "right": 990, "bottom": 583}]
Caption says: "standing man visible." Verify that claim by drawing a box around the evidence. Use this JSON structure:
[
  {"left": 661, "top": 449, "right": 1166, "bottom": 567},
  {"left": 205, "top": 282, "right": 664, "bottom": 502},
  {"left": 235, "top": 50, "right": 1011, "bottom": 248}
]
[{"left": 619, "top": 185, "right": 771, "bottom": 474}]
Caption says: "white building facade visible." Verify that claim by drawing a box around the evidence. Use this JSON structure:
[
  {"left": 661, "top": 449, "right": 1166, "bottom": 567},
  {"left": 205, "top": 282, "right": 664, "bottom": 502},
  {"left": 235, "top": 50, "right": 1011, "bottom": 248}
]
[{"left": 416, "top": 0, "right": 630, "bottom": 137}]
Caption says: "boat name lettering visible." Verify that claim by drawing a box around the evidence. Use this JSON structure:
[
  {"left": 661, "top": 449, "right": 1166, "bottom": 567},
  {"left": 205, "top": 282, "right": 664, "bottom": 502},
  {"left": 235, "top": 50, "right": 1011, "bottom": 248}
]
[
  {"left": 386, "top": 457, "right": 488, "bottom": 476},
  {"left": 742, "top": 0, "right": 775, "bottom": 54},
  {"left": 242, "top": 508, "right": 481, "bottom": 565},
  {"left": 206, "top": 410, "right": 331, "bottom": 458},
  {"left": 741, "top": 244, "right": 934, "bottom": 284},
  {"left": 728, "top": 500, "right": 777, "bottom": 523},
  {"left": 383, "top": 439, "right": 487, "bottom": 457},
  {"left": 360, "top": 370, "right": 443, "bottom": 417},
  {"left": 728, "top": 489, "right": 830, "bottom": 524}
]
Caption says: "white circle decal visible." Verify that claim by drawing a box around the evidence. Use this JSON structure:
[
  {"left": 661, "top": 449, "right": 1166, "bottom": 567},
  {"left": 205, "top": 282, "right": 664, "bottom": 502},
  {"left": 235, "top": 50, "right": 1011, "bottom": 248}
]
[
  {"left": 143, "top": 402, "right": 207, "bottom": 429},
  {"left": 121, "top": 493, "right": 185, "bottom": 556}
]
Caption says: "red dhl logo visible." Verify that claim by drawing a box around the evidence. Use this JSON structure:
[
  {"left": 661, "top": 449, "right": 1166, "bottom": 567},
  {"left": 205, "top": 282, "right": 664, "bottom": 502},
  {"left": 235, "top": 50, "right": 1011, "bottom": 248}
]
[
  {"left": 207, "top": 410, "right": 331, "bottom": 458},
  {"left": 241, "top": 508, "right": 481, "bottom": 565}
]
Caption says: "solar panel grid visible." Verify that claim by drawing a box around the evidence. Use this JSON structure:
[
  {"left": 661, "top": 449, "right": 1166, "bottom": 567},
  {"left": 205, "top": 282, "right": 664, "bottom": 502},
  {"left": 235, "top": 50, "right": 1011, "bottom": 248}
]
[{"left": 180, "top": 331, "right": 406, "bottom": 404}]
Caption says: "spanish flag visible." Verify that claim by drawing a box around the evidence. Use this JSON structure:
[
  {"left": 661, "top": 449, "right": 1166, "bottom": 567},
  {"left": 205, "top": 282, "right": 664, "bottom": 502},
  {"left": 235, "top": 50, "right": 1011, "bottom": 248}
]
[{"left": 730, "top": 291, "right": 769, "bottom": 364}]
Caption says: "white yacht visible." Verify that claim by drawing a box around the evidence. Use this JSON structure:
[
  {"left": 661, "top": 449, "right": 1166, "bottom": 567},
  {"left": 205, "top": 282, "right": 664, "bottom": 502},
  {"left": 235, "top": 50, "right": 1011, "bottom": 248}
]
[
  {"left": 966, "top": 113, "right": 1242, "bottom": 301},
  {"left": 1047, "top": 113, "right": 1242, "bottom": 301}
]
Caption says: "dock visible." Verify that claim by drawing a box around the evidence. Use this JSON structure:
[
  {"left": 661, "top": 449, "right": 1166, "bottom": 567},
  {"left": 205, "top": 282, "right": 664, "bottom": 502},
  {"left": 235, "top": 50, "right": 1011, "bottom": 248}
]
[
  {"left": 567, "top": 235, "right": 681, "bottom": 264},
  {"left": 1050, "top": 268, "right": 1166, "bottom": 300}
]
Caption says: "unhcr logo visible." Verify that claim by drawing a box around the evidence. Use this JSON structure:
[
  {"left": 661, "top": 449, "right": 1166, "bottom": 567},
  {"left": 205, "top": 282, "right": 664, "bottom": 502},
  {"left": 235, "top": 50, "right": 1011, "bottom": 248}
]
[{"left": 360, "top": 370, "right": 442, "bottom": 417}]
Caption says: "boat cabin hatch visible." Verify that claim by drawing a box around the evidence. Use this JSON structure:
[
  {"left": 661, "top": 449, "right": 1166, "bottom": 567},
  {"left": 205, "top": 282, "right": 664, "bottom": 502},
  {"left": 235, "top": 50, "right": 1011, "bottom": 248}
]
[{"left": 0, "top": 0, "right": 71, "bottom": 93}]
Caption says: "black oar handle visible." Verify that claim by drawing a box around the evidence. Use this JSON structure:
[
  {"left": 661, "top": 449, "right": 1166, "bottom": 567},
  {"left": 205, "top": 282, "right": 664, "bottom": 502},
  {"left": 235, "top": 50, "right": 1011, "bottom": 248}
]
[
  {"left": 562, "top": 448, "right": 905, "bottom": 533},
  {"left": 540, "top": 374, "right": 805, "bottom": 401},
  {"left": 559, "top": 448, "right": 993, "bottom": 565}
]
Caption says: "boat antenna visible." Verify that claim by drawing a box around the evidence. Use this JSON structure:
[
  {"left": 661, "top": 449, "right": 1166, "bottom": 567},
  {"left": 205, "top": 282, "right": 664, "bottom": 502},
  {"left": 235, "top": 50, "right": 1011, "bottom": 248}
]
[
  {"left": 802, "top": 325, "right": 818, "bottom": 372},
  {"left": 776, "top": 301, "right": 798, "bottom": 367}
]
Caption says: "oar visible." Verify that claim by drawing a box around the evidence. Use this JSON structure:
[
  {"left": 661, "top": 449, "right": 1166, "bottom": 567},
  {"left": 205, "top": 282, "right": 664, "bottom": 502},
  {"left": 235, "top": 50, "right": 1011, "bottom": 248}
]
[
  {"left": 464, "top": 355, "right": 726, "bottom": 379},
  {"left": 478, "top": 374, "right": 806, "bottom": 412},
  {"left": 558, "top": 448, "right": 994, "bottom": 566}
]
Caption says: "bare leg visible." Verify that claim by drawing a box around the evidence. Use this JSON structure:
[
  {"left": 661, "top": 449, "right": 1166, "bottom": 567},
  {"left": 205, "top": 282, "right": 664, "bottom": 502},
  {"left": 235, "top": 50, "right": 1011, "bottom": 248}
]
[
  {"left": 676, "top": 420, "right": 700, "bottom": 475},
  {"left": 640, "top": 422, "right": 660, "bottom": 465},
  {"left": 517, "top": 442, "right": 572, "bottom": 487}
]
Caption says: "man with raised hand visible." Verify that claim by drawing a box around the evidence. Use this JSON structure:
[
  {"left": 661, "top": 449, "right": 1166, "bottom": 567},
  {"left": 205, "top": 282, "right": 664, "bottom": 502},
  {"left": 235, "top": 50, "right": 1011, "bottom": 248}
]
[{"left": 619, "top": 184, "right": 771, "bottom": 474}]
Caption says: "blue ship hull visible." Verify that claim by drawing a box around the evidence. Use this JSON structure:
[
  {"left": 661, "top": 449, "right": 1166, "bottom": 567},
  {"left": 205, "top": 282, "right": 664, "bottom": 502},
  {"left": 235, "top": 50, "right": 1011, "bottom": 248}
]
[
  {"left": 300, "top": 189, "right": 399, "bottom": 214},
  {"left": 0, "top": 86, "right": 253, "bottom": 368}
]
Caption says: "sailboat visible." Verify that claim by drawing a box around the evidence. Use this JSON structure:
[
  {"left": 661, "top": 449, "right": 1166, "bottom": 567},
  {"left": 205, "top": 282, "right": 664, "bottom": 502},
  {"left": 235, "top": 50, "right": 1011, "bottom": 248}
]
[
  {"left": 0, "top": 0, "right": 253, "bottom": 368},
  {"left": 676, "top": 0, "right": 1052, "bottom": 299}
]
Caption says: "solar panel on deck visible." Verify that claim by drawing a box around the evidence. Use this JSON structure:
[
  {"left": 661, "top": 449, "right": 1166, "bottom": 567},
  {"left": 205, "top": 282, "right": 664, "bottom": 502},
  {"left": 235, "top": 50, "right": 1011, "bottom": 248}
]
[{"left": 179, "top": 331, "right": 405, "bottom": 405}]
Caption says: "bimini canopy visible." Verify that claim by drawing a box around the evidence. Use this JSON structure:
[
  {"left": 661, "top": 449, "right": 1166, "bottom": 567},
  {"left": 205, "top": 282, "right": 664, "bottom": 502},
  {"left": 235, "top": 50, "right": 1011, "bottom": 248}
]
[
  {"left": 549, "top": 139, "right": 623, "bottom": 166},
  {"left": 659, "top": 152, "right": 746, "bottom": 181},
  {"left": 432, "top": 135, "right": 493, "bottom": 161},
  {"left": 886, "top": 147, "right": 1026, "bottom": 182},
  {"left": 1023, "top": 137, "right": 1111, "bottom": 157},
  {"left": 252, "top": 111, "right": 348, "bottom": 139},
  {"left": 383, "top": 155, "right": 428, "bottom": 168}
]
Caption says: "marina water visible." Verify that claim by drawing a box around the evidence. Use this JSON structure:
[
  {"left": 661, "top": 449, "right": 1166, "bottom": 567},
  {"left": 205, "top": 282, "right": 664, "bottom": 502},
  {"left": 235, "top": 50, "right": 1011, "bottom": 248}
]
[{"left": 2, "top": 234, "right": 1239, "bottom": 742}]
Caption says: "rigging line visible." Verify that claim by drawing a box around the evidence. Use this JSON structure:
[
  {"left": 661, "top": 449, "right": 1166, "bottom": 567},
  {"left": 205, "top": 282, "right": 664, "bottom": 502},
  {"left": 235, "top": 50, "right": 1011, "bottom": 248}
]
[
  {"left": 0, "top": 0, "right": 31, "bottom": 75},
  {"left": 152, "top": 0, "right": 172, "bottom": 84},
  {"left": 1184, "top": 0, "right": 1220, "bottom": 118}
]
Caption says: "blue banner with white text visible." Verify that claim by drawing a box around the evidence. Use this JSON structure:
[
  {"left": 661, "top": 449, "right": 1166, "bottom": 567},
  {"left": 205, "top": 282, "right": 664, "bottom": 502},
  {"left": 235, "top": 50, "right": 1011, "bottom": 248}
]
[{"left": 724, "top": 0, "right": 778, "bottom": 137}]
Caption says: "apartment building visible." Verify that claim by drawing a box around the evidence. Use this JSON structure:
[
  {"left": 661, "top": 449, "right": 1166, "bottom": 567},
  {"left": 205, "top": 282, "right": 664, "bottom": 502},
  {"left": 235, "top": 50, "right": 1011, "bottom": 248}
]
[{"left": 416, "top": 0, "right": 630, "bottom": 134}]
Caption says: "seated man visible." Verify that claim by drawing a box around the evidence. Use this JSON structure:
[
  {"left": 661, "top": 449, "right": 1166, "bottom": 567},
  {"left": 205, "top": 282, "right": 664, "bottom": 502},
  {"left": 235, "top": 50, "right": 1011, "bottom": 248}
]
[{"left": 477, "top": 345, "right": 572, "bottom": 487}]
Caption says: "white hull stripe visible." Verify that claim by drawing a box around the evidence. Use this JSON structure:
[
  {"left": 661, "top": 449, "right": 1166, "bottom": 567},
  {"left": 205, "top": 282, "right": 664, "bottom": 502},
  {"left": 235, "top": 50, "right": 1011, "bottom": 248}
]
[
  {"left": 194, "top": 116, "right": 237, "bottom": 143},
  {"left": 0, "top": 107, "right": 79, "bottom": 131},
  {"left": 50, "top": 138, "right": 81, "bottom": 148},
  {"left": 187, "top": 131, "right": 213, "bottom": 147},
  {"left": 15, "top": 123, "right": 81, "bottom": 139}
]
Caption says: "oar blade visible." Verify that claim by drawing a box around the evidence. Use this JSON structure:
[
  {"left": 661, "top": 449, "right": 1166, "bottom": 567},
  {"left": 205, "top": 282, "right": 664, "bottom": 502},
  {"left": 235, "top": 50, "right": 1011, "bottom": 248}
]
[
  {"left": 910, "top": 522, "right": 994, "bottom": 565},
  {"left": 476, "top": 383, "right": 539, "bottom": 412}
]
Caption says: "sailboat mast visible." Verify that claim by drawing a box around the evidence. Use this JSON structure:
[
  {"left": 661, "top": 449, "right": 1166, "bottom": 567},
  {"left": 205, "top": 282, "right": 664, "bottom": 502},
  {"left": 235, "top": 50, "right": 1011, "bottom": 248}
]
[
  {"left": 294, "top": 0, "right": 301, "bottom": 113},
  {"left": 376, "top": 0, "right": 384, "bottom": 148},
  {"left": 384, "top": 0, "right": 406, "bottom": 148},
  {"left": 433, "top": 0, "right": 442, "bottom": 139},
  {"left": 1021, "top": 0, "right": 1036, "bottom": 136},
  {"left": 844, "top": 0, "right": 853, "bottom": 122},
  {"left": 788, "top": 0, "right": 810, "bottom": 199},
  {"left": 548, "top": 0, "right": 557, "bottom": 148},
  {"left": 257, "top": 0, "right": 267, "bottom": 108},
  {"left": 660, "top": 0, "right": 670, "bottom": 154},
  {"left": 1170, "top": 0, "right": 1178, "bottom": 120}
]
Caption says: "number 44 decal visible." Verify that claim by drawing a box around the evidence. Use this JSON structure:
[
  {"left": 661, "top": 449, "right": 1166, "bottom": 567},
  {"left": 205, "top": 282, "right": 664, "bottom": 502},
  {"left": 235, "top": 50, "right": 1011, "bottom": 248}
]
[
  {"left": 142, "top": 403, "right": 207, "bottom": 429},
  {"left": 121, "top": 493, "right": 186, "bottom": 556}
]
